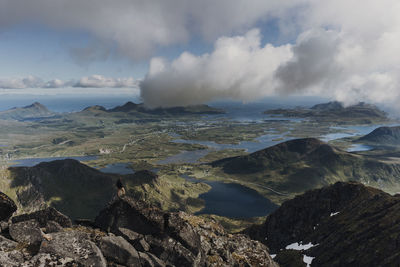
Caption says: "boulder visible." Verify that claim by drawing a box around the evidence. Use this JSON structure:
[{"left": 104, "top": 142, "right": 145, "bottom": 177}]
[
  {"left": 26, "top": 253, "right": 81, "bottom": 266},
  {"left": 9, "top": 219, "right": 43, "bottom": 245},
  {"left": 39, "top": 230, "right": 106, "bottom": 267},
  {"left": 0, "top": 250, "right": 25, "bottom": 267},
  {"left": 95, "top": 196, "right": 165, "bottom": 235},
  {"left": 44, "top": 220, "right": 63, "bottom": 233},
  {"left": 99, "top": 234, "right": 141, "bottom": 266},
  {"left": 138, "top": 252, "right": 166, "bottom": 267},
  {"left": 0, "top": 192, "right": 17, "bottom": 221},
  {"left": 11, "top": 207, "right": 72, "bottom": 228}
]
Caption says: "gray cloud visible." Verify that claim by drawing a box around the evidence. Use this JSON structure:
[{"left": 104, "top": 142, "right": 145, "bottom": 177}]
[{"left": 0, "top": 0, "right": 304, "bottom": 60}]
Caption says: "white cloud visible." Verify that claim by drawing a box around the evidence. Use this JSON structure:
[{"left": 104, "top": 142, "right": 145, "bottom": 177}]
[
  {"left": 0, "top": 75, "right": 43, "bottom": 89},
  {"left": 141, "top": 29, "right": 292, "bottom": 107},
  {"left": 74, "top": 75, "right": 138, "bottom": 88},
  {"left": 0, "top": 75, "right": 138, "bottom": 89}
]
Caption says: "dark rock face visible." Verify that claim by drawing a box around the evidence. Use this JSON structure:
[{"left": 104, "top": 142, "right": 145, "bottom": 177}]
[
  {"left": 99, "top": 234, "right": 141, "bottom": 266},
  {"left": 95, "top": 196, "right": 278, "bottom": 266},
  {"left": 9, "top": 219, "right": 43, "bottom": 245},
  {"left": 11, "top": 207, "right": 72, "bottom": 228},
  {"left": 246, "top": 181, "right": 400, "bottom": 266},
  {"left": 0, "top": 191, "right": 17, "bottom": 221}
]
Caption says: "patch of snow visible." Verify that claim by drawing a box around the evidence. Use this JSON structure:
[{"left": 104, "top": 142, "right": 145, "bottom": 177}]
[
  {"left": 270, "top": 254, "right": 276, "bottom": 259},
  {"left": 303, "top": 255, "right": 315, "bottom": 267},
  {"left": 330, "top": 212, "right": 340, "bottom": 217},
  {"left": 285, "top": 242, "right": 317, "bottom": 251}
]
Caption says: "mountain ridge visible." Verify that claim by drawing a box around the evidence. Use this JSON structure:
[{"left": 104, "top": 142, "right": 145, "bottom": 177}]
[{"left": 245, "top": 181, "right": 400, "bottom": 266}]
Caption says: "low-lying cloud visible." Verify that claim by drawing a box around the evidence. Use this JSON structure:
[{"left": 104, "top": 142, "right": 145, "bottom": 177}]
[
  {"left": 0, "top": 75, "right": 138, "bottom": 89},
  {"left": 140, "top": 30, "right": 292, "bottom": 107}
]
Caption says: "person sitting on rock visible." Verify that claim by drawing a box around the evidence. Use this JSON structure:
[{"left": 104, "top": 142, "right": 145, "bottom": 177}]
[{"left": 116, "top": 178, "right": 126, "bottom": 197}]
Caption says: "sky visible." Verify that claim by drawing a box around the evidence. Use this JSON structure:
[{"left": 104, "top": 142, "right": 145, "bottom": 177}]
[{"left": 1, "top": 0, "right": 400, "bottom": 110}]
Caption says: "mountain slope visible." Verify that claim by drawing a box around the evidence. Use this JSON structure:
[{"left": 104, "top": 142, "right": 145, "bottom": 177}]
[
  {"left": 7, "top": 159, "right": 161, "bottom": 220},
  {"left": 0, "top": 102, "right": 55, "bottom": 121},
  {"left": 6, "top": 159, "right": 209, "bottom": 220},
  {"left": 211, "top": 138, "right": 400, "bottom": 202},
  {"left": 245, "top": 181, "right": 400, "bottom": 266},
  {"left": 357, "top": 126, "right": 400, "bottom": 145}
]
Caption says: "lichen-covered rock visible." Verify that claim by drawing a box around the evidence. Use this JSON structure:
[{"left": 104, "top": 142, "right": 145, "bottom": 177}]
[
  {"left": 11, "top": 207, "right": 72, "bottom": 228},
  {"left": 138, "top": 251, "right": 166, "bottom": 267},
  {"left": 95, "top": 196, "right": 278, "bottom": 267},
  {"left": 0, "top": 235, "right": 18, "bottom": 251},
  {"left": 0, "top": 250, "right": 25, "bottom": 267},
  {"left": 39, "top": 230, "right": 107, "bottom": 267},
  {"left": 98, "top": 234, "right": 141, "bottom": 266},
  {"left": 0, "top": 236, "right": 25, "bottom": 267},
  {"left": 25, "top": 253, "right": 82, "bottom": 267},
  {"left": 0, "top": 192, "right": 17, "bottom": 221},
  {"left": 44, "top": 220, "right": 63, "bottom": 233},
  {"left": 9, "top": 219, "right": 43, "bottom": 245}
]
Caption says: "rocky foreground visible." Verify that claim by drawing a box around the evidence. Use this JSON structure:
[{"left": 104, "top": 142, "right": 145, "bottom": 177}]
[
  {"left": 3, "top": 180, "right": 400, "bottom": 266},
  {"left": 0, "top": 191, "right": 277, "bottom": 266}
]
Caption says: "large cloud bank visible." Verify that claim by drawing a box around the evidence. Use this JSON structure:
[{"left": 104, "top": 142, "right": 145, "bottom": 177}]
[{"left": 141, "top": 0, "right": 400, "bottom": 108}]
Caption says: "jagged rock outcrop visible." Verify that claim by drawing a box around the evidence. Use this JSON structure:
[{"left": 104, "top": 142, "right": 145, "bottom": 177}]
[
  {"left": 95, "top": 196, "right": 278, "bottom": 266},
  {"left": 11, "top": 206, "right": 72, "bottom": 228},
  {"left": 0, "top": 192, "right": 17, "bottom": 221},
  {"left": 0, "top": 192, "right": 278, "bottom": 267},
  {"left": 246, "top": 181, "right": 400, "bottom": 266}
]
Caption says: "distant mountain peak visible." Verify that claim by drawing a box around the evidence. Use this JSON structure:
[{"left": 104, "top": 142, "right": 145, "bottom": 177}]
[
  {"left": 0, "top": 102, "right": 53, "bottom": 121},
  {"left": 23, "top": 102, "right": 49, "bottom": 111},
  {"left": 82, "top": 105, "right": 107, "bottom": 112}
]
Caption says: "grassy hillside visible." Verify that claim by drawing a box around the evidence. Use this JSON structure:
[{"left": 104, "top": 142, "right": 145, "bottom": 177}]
[
  {"left": 4, "top": 159, "right": 210, "bottom": 220},
  {"left": 357, "top": 126, "right": 400, "bottom": 146},
  {"left": 211, "top": 138, "right": 400, "bottom": 204}
]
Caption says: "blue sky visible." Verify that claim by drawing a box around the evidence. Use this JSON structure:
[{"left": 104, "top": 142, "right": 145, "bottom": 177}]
[{"left": 0, "top": 24, "right": 147, "bottom": 80}]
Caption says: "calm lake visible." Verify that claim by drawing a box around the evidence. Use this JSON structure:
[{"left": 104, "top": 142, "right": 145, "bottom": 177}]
[{"left": 181, "top": 174, "right": 278, "bottom": 218}]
